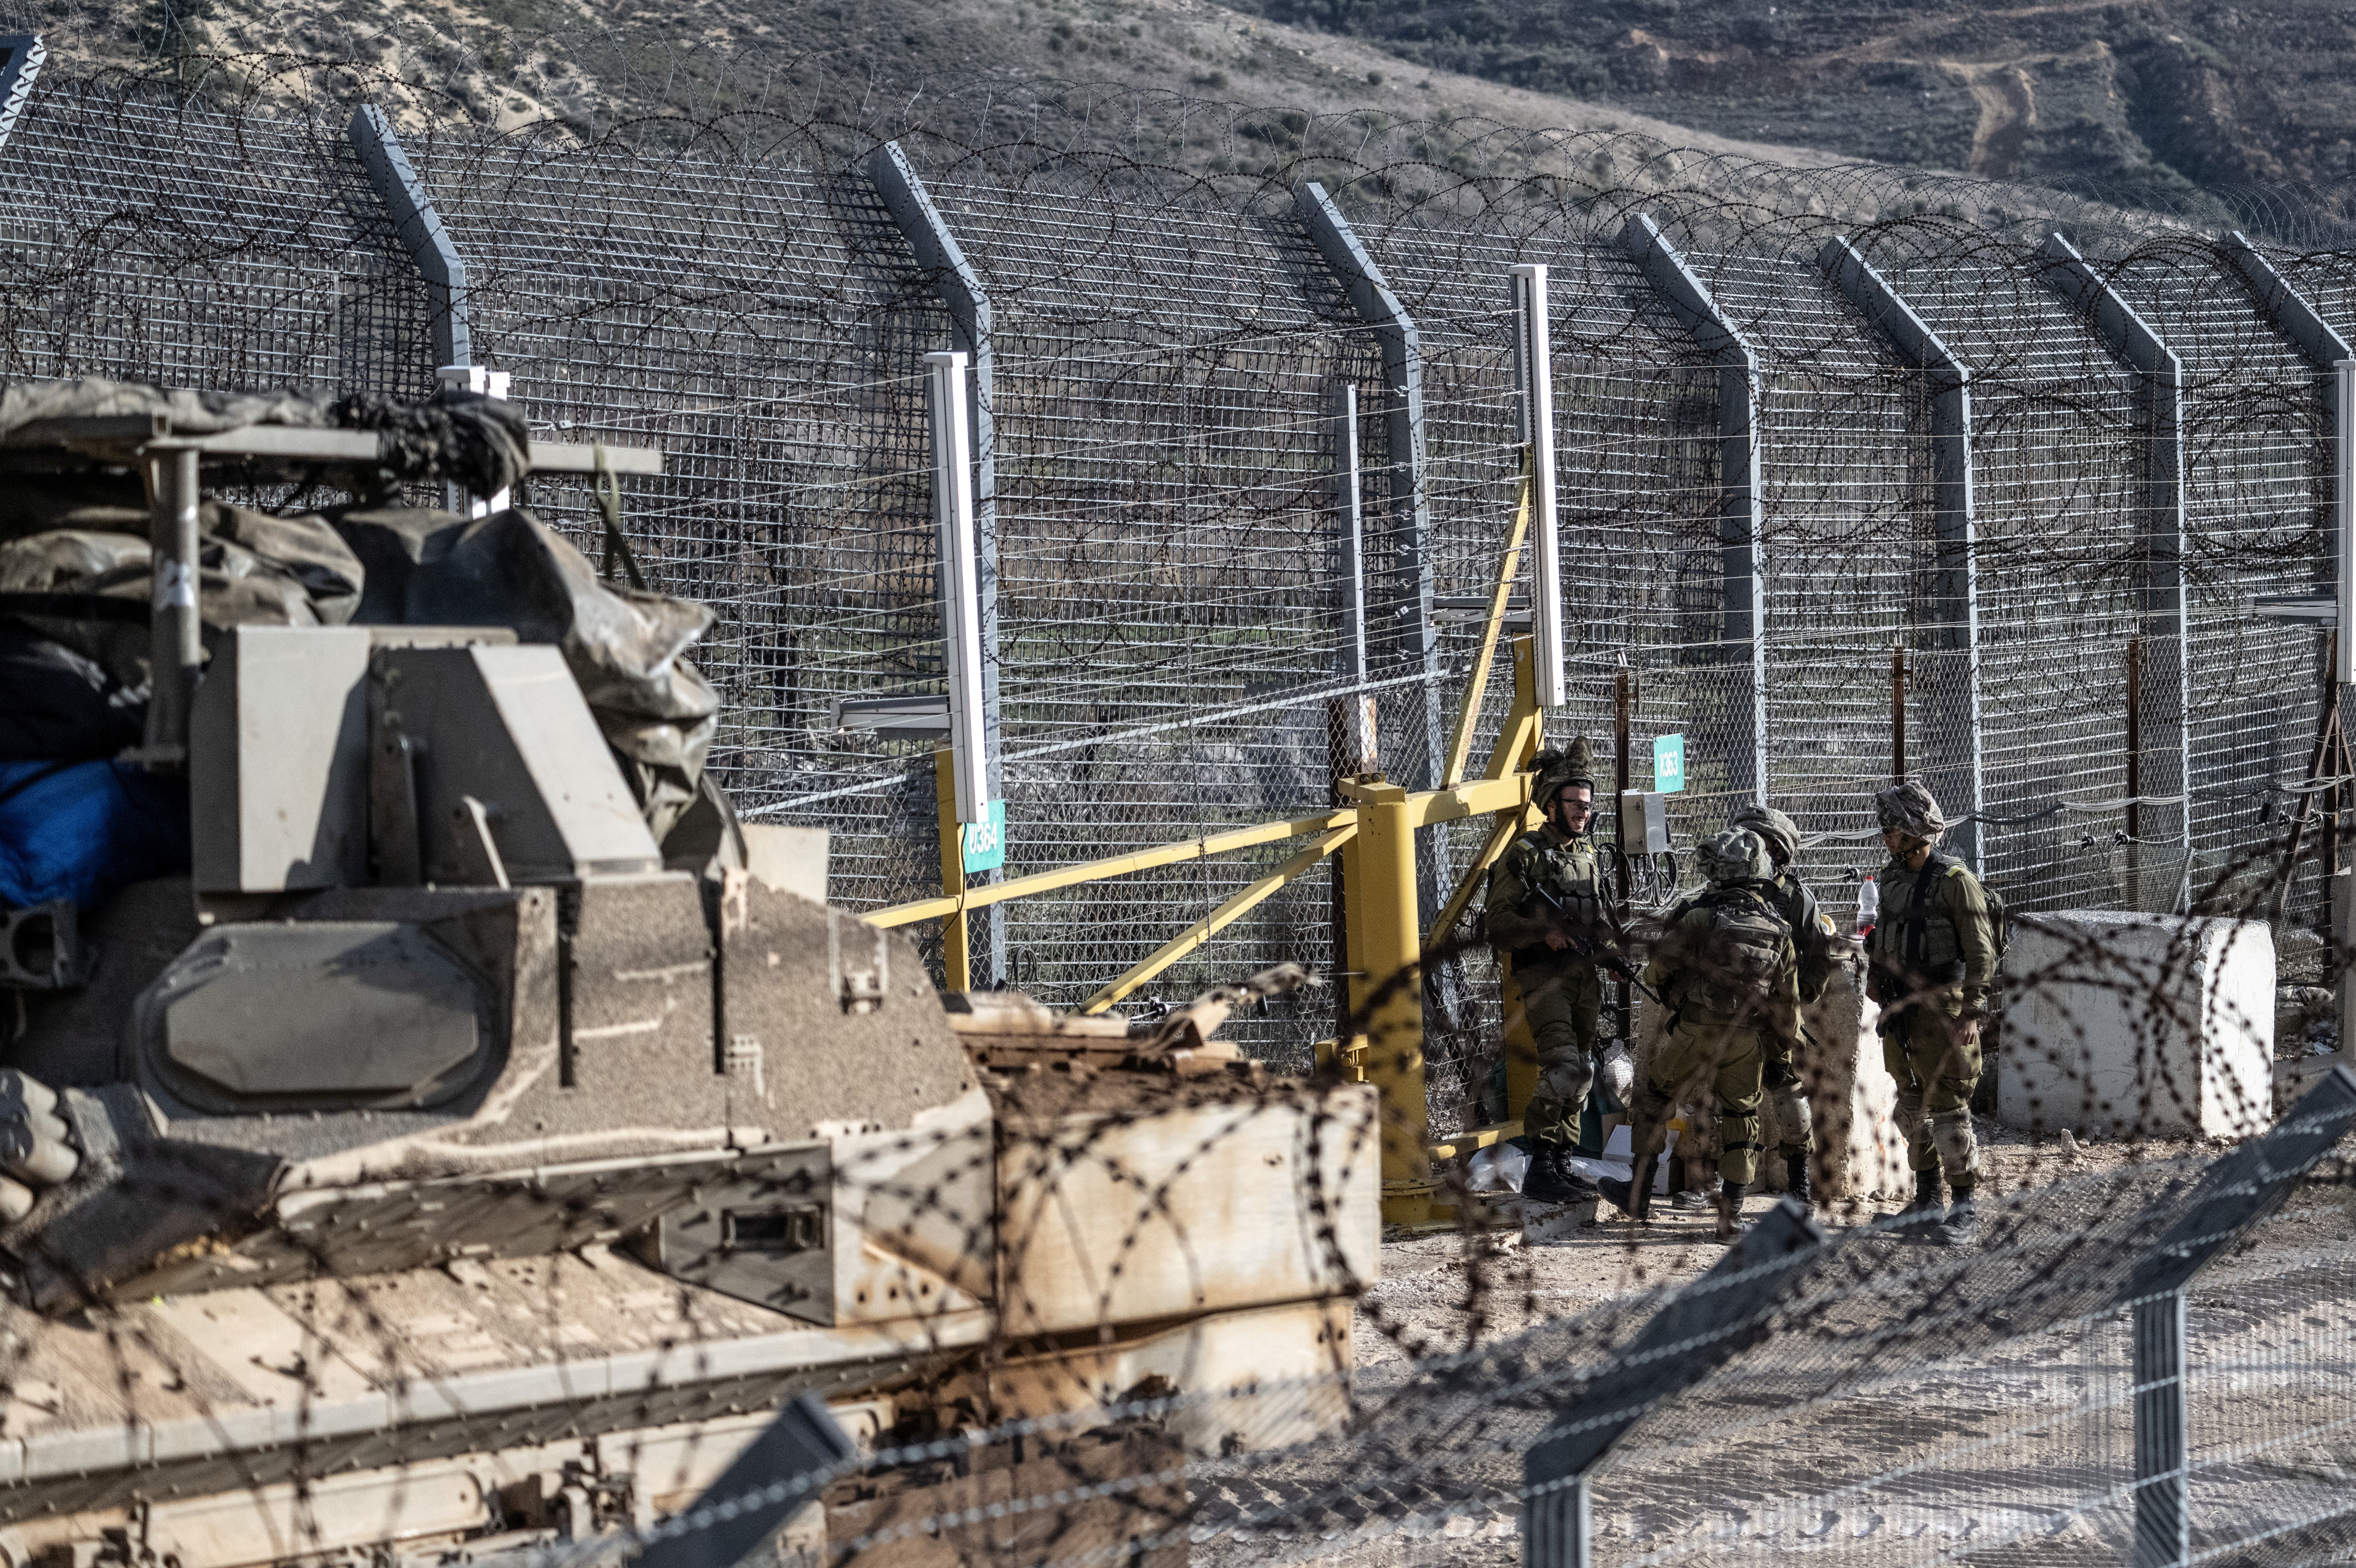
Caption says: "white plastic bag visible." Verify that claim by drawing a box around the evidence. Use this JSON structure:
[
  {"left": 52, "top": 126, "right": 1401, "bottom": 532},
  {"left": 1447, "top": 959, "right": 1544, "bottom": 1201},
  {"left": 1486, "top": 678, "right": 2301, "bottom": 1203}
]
[{"left": 1466, "top": 1143, "right": 1530, "bottom": 1193}]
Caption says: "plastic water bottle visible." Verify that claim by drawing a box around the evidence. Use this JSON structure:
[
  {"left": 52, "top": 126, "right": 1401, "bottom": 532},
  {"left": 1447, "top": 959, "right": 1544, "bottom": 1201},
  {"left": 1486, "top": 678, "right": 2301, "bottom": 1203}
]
[{"left": 1855, "top": 873, "right": 1879, "bottom": 936}]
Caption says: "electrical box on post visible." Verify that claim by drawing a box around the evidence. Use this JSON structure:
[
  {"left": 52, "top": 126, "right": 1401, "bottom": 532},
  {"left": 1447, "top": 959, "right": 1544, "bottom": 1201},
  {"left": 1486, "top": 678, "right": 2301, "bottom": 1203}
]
[{"left": 1620, "top": 791, "right": 1669, "bottom": 855}]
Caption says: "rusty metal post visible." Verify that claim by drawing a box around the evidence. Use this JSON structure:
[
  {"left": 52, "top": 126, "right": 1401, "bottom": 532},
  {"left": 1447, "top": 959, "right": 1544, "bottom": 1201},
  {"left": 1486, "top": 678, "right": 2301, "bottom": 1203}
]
[
  {"left": 2127, "top": 634, "right": 2144, "bottom": 843},
  {"left": 1889, "top": 644, "right": 1906, "bottom": 781}
]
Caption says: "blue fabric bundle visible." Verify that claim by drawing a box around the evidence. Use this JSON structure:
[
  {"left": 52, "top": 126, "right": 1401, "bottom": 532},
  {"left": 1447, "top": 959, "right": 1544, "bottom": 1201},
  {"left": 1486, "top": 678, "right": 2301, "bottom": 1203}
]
[{"left": 0, "top": 760, "right": 189, "bottom": 910}]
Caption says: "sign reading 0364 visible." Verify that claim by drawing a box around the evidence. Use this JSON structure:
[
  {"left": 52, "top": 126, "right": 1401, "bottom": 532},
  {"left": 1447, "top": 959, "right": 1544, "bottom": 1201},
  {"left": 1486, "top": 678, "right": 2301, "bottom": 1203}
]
[{"left": 961, "top": 798, "right": 1008, "bottom": 875}]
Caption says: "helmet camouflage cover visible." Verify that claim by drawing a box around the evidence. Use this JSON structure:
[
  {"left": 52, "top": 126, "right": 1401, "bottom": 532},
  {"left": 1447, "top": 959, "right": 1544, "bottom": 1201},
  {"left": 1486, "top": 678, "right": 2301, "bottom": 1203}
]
[
  {"left": 1875, "top": 779, "right": 1949, "bottom": 842},
  {"left": 1729, "top": 803, "right": 1800, "bottom": 865},
  {"left": 1697, "top": 827, "right": 1773, "bottom": 886},
  {"left": 1529, "top": 736, "right": 1597, "bottom": 808}
]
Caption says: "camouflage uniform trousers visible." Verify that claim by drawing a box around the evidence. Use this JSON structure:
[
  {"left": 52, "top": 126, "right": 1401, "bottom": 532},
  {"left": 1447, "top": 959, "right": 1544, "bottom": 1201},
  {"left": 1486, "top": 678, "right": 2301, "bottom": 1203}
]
[
  {"left": 1506, "top": 961, "right": 1601, "bottom": 1149},
  {"left": 1884, "top": 998, "right": 1982, "bottom": 1183},
  {"left": 1630, "top": 1017, "right": 1767, "bottom": 1187}
]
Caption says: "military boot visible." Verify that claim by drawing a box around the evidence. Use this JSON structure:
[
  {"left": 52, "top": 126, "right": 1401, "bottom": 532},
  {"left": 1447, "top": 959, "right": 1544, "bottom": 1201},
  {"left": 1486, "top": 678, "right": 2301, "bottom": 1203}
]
[
  {"left": 1899, "top": 1168, "right": 1944, "bottom": 1233},
  {"left": 1934, "top": 1188, "right": 1979, "bottom": 1247},
  {"left": 1597, "top": 1155, "right": 1656, "bottom": 1223},
  {"left": 1523, "top": 1147, "right": 1598, "bottom": 1206},
  {"left": 1667, "top": 1157, "right": 1711, "bottom": 1212},
  {"left": 1783, "top": 1153, "right": 1812, "bottom": 1215},
  {"left": 1712, "top": 1182, "right": 1751, "bottom": 1243}
]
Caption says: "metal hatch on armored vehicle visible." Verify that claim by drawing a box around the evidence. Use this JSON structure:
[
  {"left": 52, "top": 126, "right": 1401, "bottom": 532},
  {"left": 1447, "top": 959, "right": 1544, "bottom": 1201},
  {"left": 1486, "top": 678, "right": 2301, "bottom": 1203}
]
[{"left": 0, "top": 382, "right": 1378, "bottom": 1568}]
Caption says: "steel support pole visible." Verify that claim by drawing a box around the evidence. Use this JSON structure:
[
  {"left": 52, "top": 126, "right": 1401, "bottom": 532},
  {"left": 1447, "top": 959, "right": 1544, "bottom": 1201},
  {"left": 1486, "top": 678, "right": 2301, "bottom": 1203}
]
[
  {"left": 925, "top": 351, "right": 990, "bottom": 826},
  {"left": 1511, "top": 263, "right": 1568, "bottom": 710},
  {"left": 2041, "top": 235, "right": 2191, "bottom": 871},
  {"left": 2222, "top": 235, "right": 2354, "bottom": 686},
  {"left": 869, "top": 141, "right": 1005, "bottom": 980},
  {"left": 1624, "top": 214, "right": 1768, "bottom": 805},
  {"left": 935, "top": 750, "right": 970, "bottom": 992},
  {"left": 1333, "top": 379, "right": 1378, "bottom": 771},
  {"left": 1821, "top": 235, "right": 1985, "bottom": 868},
  {"left": 137, "top": 444, "right": 202, "bottom": 765},
  {"left": 348, "top": 104, "right": 472, "bottom": 373},
  {"left": 1296, "top": 181, "right": 1444, "bottom": 793},
  {"left": 0, "top": 34, "right": 48, "bottom": 156},
  {"left": 1523, "top": 1199, "right": 1823, "bottom": 1567},
  {"left": 2131, "top": 1290, "right": 2189, "bottom": 1568}
]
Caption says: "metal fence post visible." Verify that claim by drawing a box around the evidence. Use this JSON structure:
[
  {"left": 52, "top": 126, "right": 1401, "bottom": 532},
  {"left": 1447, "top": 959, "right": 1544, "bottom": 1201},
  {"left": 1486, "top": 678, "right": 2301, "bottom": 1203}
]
[
  {"left": 1623, "top": 214, "right": 1769, "bottom": 806},
  {"left": 1820, "top": 236, "right": 1986, "bottom": 869},
  {"left": 868, "top": 142, "right": 1006, "bottom": 980},
  {"left": 1510, "top": 262, "right": 1568, "bottom": 710},
  {"left": 2130, "top": 1288, "right": 2189, "bottom": 1568},
  {"left": 2110, "top": 1068, "right": 2356, "bottom": 1567},
  {"left": 2040, "top": 236, "right": 2191, "bottom": 893},
  {"left": 1523, "top": 1199, "right": 1824, "bottom": 1565},
  {"left": 1295, "top": 181, "right": 1444, "bottom": 795}
]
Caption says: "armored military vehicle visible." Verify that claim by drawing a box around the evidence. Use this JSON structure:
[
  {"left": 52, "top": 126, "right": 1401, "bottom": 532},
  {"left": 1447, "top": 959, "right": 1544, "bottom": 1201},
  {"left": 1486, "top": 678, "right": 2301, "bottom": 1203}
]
[{"left": 0, "top": 383, "right": 1377, "bottom": 1567}]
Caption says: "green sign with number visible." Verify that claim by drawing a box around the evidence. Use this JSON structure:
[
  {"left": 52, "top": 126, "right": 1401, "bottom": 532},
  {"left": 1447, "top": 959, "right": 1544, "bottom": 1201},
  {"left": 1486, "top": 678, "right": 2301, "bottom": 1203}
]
[
  {"left": 1654, "top": 733, "right": 1686, "bottom": 794},
  {"left": 962, "top": 799, "right": 1008, "bottom": 874}
]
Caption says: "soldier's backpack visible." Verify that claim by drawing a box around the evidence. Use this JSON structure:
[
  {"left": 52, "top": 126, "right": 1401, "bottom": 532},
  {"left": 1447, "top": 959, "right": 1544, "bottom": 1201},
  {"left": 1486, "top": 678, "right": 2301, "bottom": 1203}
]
[
  {"left": 1678, "top": 888, "right": 1790, "bottom": 1018},
  {"left": 1924, "top": 852, "right": 2010, "bottom": 969}
]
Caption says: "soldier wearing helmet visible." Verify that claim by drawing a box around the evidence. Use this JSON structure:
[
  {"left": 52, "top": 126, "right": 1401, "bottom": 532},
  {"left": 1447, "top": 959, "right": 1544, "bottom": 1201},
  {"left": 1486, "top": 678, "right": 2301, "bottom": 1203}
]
[
  {"left": 1867, "top": 779, "right": 1998, "bottom": 1246},
  {"left": 1729, "top": 802, "right": 1833, "bottom": 1212},
  {"left": 1482, "top": 739, "right": 1608, "bottom": 1204},
  {"left": 1597, "top": 827, "right": 1799, "bottom": 1242}
]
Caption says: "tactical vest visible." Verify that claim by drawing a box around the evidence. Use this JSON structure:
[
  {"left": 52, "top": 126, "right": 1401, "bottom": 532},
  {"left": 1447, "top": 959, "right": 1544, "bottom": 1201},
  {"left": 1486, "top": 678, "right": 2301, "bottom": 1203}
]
[
  {"left": 1874, "top": 855, "right": 1973, "bottom": 985},
  {"left": 1507, "top": 831, "right": 1601, "bottom": 967},
  {"left": 1669, "top": 887, "right": 1788, "bottom": 1020}
]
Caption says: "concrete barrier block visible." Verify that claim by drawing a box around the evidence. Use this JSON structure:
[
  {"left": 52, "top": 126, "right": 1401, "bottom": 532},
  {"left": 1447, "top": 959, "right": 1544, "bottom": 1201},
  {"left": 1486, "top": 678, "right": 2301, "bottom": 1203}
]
[{"left": 1997, "top": 912, "right": 2274, "bottom": 1138}]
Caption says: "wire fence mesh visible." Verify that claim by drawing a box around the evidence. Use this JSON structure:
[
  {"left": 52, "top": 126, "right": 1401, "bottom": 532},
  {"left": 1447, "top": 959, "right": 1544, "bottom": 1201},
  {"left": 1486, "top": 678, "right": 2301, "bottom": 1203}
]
[{"left": 6, "top": 53, "right": 2356, "bottom": 1568}]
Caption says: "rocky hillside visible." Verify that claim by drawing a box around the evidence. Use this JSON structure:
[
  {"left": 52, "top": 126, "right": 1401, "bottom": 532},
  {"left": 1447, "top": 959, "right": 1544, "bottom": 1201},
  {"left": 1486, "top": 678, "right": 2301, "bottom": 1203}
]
[
  {"left": 0, "top": 0, "right": 2335, "bottom": 230},
  {"left": 1224, "top": 0, "right": 2356, "bottom": 222}
]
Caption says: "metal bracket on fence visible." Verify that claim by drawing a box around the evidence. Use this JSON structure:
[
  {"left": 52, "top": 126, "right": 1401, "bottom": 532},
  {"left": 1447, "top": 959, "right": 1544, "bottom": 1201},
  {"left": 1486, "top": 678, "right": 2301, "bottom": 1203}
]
[
  {"left": 632, "top": 1392, "right": 857, "bottom": 1568},
  {"left": 2119, "top": 1067, "right": 2356, "bottom": 1568},
  {"left": 0, "top": 34, "right": 46, "bottom": 158},
  {"left": 1524, "top": 1198, "right": 1824, "bottom": 1567}
]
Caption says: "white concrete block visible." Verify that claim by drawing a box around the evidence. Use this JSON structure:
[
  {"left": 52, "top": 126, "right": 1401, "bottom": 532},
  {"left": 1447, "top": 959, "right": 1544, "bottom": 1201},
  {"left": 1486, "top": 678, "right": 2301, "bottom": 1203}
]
[{"left": 1998, "top": 912, "right": 2274, "bottom": 1139}]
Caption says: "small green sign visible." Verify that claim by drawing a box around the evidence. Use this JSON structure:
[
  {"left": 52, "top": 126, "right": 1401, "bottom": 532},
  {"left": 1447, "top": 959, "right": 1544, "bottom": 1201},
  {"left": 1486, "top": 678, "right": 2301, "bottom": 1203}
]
[
  {"left": 1654, "top": 733, "right": 1686, "bottom": 794},
  {"left": 961, "top": 799, "right": 1008, "bottom": 875}
]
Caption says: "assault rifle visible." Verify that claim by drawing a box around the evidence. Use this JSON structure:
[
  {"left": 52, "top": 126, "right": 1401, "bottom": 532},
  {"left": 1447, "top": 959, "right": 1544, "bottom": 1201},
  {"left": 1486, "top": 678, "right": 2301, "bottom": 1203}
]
[{"left": 1523, "top": 885, "right": 1661, "bottom": 1004}]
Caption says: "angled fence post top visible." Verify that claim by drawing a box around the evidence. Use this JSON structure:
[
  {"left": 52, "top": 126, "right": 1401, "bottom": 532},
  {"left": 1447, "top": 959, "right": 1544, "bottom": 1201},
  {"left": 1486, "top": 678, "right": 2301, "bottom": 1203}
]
[
  {"left": 866, "top": 141, "right": 992, "bottom": 344},
  {"left": 2039, "top": 232, "right": 2182, "bottom": 379},
  {"left": 0, "top": 34, "right": 45, "bottom": 158},
  {"left": 347, "top": 104, "right": 470, "bottom": 370},
  {"left": 2124, "top": 1066, "right": 2356, "bottom": 1304},
  {"left": 1294, "top": 181, "right": 1418, "bottom": 348},
  {"left": 2221, "top": 231, "right": 2353, "bottom": 368},
  {"left": 1525, "top": 1199, "right": 1823, "bottom": 1492},
  {"left": 1622, "top": 213, "right": 1754, "bottom": 368},
  {"left": 1817, "top": 235, "right": 1971, "bottom": 385}
]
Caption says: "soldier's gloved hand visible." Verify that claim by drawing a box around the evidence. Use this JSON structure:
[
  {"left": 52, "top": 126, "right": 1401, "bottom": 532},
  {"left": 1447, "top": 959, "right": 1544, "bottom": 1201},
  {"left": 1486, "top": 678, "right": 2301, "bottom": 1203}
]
[
  {"left": 0, "top": 1070, "right": 77, "bottom": 1224},
  {"left": 1762, "top": 1057, "right": 1799, "bottom": 1092}
]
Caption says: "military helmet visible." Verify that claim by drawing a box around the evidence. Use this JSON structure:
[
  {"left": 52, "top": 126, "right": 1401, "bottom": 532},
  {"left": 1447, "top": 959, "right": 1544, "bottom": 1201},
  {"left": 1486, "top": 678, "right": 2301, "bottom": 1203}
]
[
  {"left": 1730, "top": 803, "right": 1800, "bottom": 866},
  {"left": 1528, "top": 736, "right": 1598, "bottom": 809},
  {"left": 1697, "top": 827, "right": 1772, "bottom": 886},
  {"left": 1875, "top": 779, "right": 1948, "bottom": 843}
]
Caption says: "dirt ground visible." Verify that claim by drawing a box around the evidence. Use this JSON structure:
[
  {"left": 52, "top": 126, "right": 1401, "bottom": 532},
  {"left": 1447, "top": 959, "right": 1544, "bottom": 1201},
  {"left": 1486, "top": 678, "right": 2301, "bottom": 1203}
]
[{"left": 1352, "top": 1114, "right": 2221, "bottom": 1371}]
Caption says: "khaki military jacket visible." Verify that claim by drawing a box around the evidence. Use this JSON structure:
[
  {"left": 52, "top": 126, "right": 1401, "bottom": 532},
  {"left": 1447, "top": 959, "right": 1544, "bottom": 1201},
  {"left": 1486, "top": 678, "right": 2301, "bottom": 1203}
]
[
  {"left": 1641, "top": 885, "right": 1802, "bottom": 1052},
  {"left": 1870, "top": 853, "right": 1997, "bottom": 1014},
  {"left": 1484, "top": 822, "right": 1603, "bottom": 972}
]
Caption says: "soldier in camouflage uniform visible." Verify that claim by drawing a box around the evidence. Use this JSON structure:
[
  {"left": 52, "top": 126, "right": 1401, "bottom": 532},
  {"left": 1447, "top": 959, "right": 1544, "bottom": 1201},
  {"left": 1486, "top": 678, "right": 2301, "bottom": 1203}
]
[
  {"left": 1484, "top": 739, "right": 1609, "bottom": 1204},
  {"left": 1730, "top": 803, "right": 1834, "bottom": 1212},
  {"left": 1599, "top": 829, "right": 1800, "bottom": 1242},
  {"left": 1867, "top": 780, "right": 1999, "bottom": 1246}
]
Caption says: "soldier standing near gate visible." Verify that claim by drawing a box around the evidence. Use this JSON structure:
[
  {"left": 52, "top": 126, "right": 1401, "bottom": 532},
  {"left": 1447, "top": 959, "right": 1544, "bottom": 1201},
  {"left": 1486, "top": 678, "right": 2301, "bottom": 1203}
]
[
  {"left": 1866, "top": 780, "right": 1998, "bottom": 1246},
  {"left": 1483, "top": 740, "right": 1610, "bottom": 1205},
  {"left": 1599, "top": 829, "right": 1801, "bottom": 1241}
]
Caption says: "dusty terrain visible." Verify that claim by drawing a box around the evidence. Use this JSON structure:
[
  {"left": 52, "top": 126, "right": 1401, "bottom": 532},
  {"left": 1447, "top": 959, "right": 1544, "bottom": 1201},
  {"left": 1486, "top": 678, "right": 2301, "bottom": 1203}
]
[{"left": 1354, "top": 1113, "right": 2215, "bottom": 1370}]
